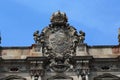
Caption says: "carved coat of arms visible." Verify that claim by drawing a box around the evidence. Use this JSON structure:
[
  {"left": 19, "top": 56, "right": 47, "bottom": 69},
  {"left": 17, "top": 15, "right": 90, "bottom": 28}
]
[
  {"left": 40, "top": 11, "right": 78, "bottom": 58},
  {"left": 33, "top": 11, "right": 85, "bottom": 58}
]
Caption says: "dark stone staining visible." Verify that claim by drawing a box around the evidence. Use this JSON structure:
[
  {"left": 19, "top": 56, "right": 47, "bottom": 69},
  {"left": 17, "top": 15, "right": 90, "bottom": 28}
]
[{"left": 10, "top": 67, "right": 19, "bottom": 72}]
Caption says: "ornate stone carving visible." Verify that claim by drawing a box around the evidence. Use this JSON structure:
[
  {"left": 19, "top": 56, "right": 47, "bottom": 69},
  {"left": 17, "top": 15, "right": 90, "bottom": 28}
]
[
  {"left": 40, "top": 11, "right": 78, "bottom": 58},
  {"left": 75, "top": 61, "right": 89, "bottom": 80},
  {"left": 50, "top": 10, "right": 68, "bottom": 25},
  {"left": 29, "top": 61, "right": 45, "bottom": 80},
  {"left": 118, "top": 28, "right": 120, "bottom": 45},
  {"left": 0, "top": 35, "right": 1, "bottom": 44},
  {"left": 48, "top": 74, "right": 73, "bottom": 80},
  {"left": 33, "top": 11, "right": 87, "bottom": 58},
  {"left": 94, "top": 73, "right": 120, "bottom": 80},
  {"left": 78, "top": 30, "right": 85, "bottom": 44},
  {"left": 0, "top": 75, "right": 26, "bottom": 80},
  {"left": 33, "top": 30, "right": 40, "bottom": 44},
  {"left": 32, "top": 11, "right": 89, "bottom": 79}
]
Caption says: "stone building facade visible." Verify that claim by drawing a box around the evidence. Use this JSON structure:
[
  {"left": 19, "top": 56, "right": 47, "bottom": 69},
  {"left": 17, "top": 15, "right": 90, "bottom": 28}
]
[{"left": 0, "top": 11, "right": 120, "bottom": 80}]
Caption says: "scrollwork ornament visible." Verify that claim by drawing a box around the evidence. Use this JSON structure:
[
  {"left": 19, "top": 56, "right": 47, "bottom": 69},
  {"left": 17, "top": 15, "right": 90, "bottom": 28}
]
[
  {"left": 33, "top": 11, "right": 80, "bottom": 58},
  {"left": 40, "top": 11, "right": 79, "bottom": 58}
]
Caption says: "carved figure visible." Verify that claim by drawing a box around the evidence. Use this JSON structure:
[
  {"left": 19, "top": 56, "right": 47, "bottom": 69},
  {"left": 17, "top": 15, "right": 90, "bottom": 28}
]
[
  {"left": 0, "top": 32, "right": 1, "bottom": 44},
  {"left": 118, "top": 35, "right": 120, "bottom": 45},
  {"left": 33, "top": 30, "right": 40, "bottom": 43},
  {"left": 79, "top": 30, "right": 85, "bottom": 43},
  {"left": 118, "top": 28, "right": 120, "bottom": 45},
  {"left": 0, "top": 36, "right": 1, "bottom": 44}
]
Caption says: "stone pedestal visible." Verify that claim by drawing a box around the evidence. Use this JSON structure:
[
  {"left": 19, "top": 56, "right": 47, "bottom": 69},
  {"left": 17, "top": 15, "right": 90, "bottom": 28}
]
[{"left": 76, "top": 43, "right": 88, "bottom": 56}]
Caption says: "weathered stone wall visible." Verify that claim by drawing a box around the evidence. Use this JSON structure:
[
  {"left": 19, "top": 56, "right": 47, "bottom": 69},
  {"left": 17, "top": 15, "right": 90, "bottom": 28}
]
[
  {"left": 1, "top": 45, "right": 120, "bottom": 59},
  {"left": 88, "top": 46, "right": 120, "bottom": 58},
  {"left": 1, "top": 47, "right": 31, "bottom": 59},
  {"left": 1, "top": 45, "right": 120, "bottom": 80},
  {"left": 0, "top": 45, "right": 43, "bottom": 59}
]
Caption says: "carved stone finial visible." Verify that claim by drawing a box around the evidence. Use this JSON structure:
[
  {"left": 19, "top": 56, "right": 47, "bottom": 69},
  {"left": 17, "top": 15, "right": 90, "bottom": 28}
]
[
  {"left": 0, "top": 37, "right": 1, "bottom": 44},
  {"left": 50, "top": 11, "right": 68, "bottom": 25},
  {"left": 0, "top": 32, "right": 1, "bottom": 44},
  {"left": 33, "top": 30, "right": 40, "bottom": 44},
  {"left": 118, "top": 28, "right": 120, "bottom": 45},
  {"left": 79, "top": 30, "right": 85, "bottom": 44}
]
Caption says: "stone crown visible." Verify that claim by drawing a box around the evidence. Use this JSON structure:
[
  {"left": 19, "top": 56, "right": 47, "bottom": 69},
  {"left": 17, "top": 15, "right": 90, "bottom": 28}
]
[{"left": 50, "top": 11, "right": 68, "bottom": 24}]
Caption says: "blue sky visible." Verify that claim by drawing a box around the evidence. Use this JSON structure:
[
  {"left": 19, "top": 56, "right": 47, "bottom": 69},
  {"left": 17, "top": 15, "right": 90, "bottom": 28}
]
[{"left": 0, "top": 0, "right": 120, "bottom": 46}]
